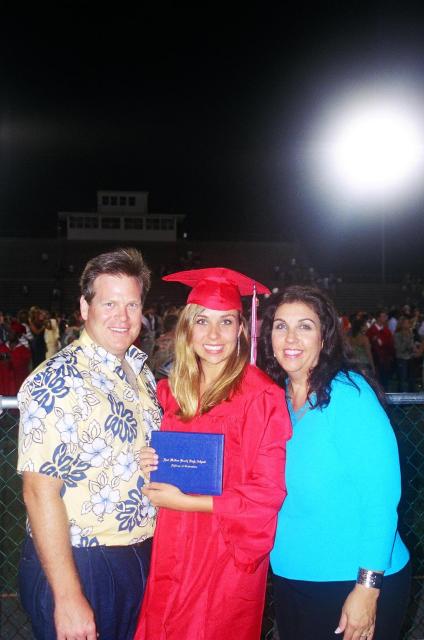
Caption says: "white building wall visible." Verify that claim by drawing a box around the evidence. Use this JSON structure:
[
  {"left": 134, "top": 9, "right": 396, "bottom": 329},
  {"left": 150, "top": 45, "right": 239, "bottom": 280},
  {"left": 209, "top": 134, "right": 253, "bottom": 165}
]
[
  {"left": 64, "top": 213, "right": 178, "bottom": 241},
  {"left": 59, "top": 191, "right": 183, "bottom": 242},
  {"left": 97, "top": 190, "right": 149, "bottom": 214}
]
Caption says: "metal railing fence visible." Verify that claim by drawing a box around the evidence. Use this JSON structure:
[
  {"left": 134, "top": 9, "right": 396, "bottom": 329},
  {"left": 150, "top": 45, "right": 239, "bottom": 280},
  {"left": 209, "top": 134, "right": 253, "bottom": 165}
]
[
  {"left": 1, "top": 397, "right": 33, "bottom": 639},
  {"left": 1, "top": 395, "right": 424, "bottom": 640}
]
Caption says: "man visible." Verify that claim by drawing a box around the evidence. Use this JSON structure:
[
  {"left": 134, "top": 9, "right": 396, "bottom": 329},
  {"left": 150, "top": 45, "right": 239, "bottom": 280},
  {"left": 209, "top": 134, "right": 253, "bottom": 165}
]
[
  {"left": 0, "top": 321, "right": 31, "bottom": 395},
  {"left": 149, "top": 312, "right": 178, "bottom": 380},
  {"left": 367, "top": 309, "right": 395, "bottom": 390},
  {"left": 140, "top": 304, "right": 160, "bottom": 358},
  {"left": 17, "top": 248, "right": 162, "bottom": 640}
]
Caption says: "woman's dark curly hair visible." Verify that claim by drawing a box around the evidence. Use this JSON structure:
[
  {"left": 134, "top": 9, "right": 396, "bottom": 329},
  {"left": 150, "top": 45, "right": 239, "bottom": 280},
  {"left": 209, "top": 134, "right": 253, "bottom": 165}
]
[{"left": 258, "top": 285, "right": 384, "bottom": 409}]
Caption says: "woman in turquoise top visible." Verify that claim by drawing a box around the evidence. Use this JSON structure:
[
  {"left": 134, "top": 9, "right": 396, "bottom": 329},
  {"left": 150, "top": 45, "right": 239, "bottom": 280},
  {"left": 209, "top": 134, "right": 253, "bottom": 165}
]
[{"left": 258, "top": 286, "right": 410, "bottom": 640}]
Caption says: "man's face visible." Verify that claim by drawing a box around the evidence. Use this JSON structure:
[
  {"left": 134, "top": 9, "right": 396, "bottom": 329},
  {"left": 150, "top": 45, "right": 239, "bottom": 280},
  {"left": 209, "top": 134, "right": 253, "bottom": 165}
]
[{"left": 80, "top": 274, "right": 143, "bottom": 359}]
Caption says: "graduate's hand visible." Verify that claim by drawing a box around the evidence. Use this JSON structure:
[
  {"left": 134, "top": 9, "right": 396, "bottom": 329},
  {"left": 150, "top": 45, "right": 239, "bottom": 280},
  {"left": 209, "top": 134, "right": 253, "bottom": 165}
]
[
  {"left": 142, "top": 482, "right": 186, "bottom": 509},
  {"left": 140, "top": 447, "right": 158, "bottom": 473},
  {"left": 142, "top": 482, "right": 213, "bottom": 513}
]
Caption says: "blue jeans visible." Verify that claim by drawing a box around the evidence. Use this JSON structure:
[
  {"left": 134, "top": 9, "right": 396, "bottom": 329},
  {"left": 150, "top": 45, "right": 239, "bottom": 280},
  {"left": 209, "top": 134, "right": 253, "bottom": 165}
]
[{"left": 19, "top": 536, "right": 152, "bottom": 640}]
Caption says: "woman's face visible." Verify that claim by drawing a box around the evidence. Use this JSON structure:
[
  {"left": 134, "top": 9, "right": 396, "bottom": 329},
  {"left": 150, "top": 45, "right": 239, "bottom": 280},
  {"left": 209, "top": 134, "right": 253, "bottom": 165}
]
[
  {"left": 360, "top": 320, "right": 368, "bottom": 334},
  {"left": 271, "top": 301, "right": 322, "bottom": 383},
  {"left": 191, "top": 307, "right": 241, "bottom": 375}
]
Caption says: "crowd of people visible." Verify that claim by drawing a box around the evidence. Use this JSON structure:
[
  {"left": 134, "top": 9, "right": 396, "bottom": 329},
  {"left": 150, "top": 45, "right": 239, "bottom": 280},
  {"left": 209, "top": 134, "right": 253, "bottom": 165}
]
[
  {"left": 0, "top": 307, "right": 84, "bottom": 396},
  {"left": 271, "top": 258, "right": 343, "bottom": 292},
  {"left": 2, "top": 298, "right": 423, "bottom": 399},
  {"left": 342, "top": 305, "right": 424, "bottom": 392},
  {"left": 8, "top": 248, "right": 413, "bottom": 640}
]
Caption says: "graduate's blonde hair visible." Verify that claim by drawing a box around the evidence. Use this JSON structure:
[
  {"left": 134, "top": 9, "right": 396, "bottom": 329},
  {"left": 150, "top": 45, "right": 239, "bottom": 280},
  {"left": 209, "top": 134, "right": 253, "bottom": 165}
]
[{"left": 169, "top": 303, "right": 249, "bottom": 419}]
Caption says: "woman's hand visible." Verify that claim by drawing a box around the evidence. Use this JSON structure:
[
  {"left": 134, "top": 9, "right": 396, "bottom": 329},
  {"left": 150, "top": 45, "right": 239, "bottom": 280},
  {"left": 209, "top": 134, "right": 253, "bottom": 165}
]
[
  {"left": 142, "top": 482, "right": 187, "bottom": 509},
  {"left": 140, "top": 447, "right": 158, "bottom": 474},
  {"left": 335, "top": 584, "right": 379, "bottom": 639},
  {"left": 142, "top": 482, "right": 213, "bottom": 513}
]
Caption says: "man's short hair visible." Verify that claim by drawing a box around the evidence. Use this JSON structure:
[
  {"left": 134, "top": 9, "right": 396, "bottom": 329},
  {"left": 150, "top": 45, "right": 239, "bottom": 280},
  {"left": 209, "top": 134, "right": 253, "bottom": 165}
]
[{"left": 80, "top": 247, "right": 151, "bottom": 304}]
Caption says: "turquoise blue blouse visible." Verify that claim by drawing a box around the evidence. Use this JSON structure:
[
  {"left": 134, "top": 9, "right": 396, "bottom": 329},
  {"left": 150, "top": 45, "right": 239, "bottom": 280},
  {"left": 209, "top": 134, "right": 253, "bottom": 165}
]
[{"left": 271, "top": 371, "right": 409, "bottom": 581}]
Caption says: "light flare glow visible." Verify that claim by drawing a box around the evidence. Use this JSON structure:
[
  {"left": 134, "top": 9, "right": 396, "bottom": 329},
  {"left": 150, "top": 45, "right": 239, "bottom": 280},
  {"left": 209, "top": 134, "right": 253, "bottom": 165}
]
[{"left": 311, "top": 85, "right": 424, "bottom": 211}]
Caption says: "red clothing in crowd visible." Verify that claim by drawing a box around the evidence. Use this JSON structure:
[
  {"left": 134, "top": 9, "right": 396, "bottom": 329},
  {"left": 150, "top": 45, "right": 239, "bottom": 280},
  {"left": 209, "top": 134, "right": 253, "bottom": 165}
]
[
  {"left": 0, "top": 342, "right": 31, "bottom": 395},
  {"left": 366, "top": 322, "right": 395, "bottom": 387},
  {"left": 135, "top": 365, "right": 291, "bottom": 640},
  {"left": 366, "top": 323, "right": 395, "bottom": 367}
]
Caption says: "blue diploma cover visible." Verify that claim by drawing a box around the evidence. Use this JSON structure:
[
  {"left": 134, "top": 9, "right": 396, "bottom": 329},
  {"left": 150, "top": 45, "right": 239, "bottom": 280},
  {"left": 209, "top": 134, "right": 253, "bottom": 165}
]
[{"left": 150, "top": 431, "right": 224, "bottom": 495}]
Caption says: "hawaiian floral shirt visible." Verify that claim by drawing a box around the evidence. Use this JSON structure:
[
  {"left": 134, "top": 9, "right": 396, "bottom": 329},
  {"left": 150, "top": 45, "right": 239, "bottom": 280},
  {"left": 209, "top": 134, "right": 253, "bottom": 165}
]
[{"left": 17, "top": 330, "right": 162, "bottom": 546}]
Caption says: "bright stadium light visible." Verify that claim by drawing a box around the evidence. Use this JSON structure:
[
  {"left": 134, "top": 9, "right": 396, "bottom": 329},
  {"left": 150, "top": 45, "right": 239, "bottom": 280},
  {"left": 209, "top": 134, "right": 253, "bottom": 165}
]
[
  {"left": 310, "top": 84, "right": 424, "bottom": 211},
  {"left": 304, "top": 81, "right": 424, "bottom": 289}
]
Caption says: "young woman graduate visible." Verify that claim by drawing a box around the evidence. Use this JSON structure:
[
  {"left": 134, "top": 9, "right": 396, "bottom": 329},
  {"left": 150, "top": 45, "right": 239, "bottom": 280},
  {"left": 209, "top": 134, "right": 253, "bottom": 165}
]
[{"left": 134, "top": 267, "right": 292, "bottom": 640}]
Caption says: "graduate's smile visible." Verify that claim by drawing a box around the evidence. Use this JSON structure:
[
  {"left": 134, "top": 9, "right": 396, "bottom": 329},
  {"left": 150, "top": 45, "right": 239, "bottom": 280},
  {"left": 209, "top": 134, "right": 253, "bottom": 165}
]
[{"left": 191, "top": 308, "right": 240, "bottom": 372}]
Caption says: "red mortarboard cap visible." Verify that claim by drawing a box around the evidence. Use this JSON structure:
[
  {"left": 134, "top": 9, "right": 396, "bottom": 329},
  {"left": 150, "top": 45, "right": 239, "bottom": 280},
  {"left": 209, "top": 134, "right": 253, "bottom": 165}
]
[{"left": 163, "top": 267, "right": 270, "bottom": 311}]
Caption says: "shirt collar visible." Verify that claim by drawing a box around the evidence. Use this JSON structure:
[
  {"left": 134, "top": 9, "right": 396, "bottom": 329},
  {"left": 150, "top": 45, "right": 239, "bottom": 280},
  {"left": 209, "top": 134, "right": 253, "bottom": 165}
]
[{"left": 78, "top": 329, "right": 148, "bottom": 375}]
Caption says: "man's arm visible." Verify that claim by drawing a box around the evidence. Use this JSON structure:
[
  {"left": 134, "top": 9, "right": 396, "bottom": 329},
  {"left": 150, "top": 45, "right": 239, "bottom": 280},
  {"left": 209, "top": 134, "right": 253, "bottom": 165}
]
[{"left": 22, "top": 471, "right": 97, "bottom": 640}]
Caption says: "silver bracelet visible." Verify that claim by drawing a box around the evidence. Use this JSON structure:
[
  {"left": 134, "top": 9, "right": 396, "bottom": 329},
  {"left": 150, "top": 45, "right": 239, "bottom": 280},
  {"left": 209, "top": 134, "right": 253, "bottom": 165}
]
[{"left": 356, "top": 568, "right": 383, "bottom": 589}]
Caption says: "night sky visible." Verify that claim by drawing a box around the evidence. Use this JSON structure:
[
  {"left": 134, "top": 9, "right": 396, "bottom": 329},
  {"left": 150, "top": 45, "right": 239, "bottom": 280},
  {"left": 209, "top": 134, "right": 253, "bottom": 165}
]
[{"left": 2, "top": 4, "right": 424, "bottom": 273}]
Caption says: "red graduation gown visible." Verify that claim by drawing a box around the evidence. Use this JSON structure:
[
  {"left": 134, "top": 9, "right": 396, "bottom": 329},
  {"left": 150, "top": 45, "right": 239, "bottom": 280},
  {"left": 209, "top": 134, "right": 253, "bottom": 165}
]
[{"left": 134, "top": 365, "right": 291, "bottom": 640}]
